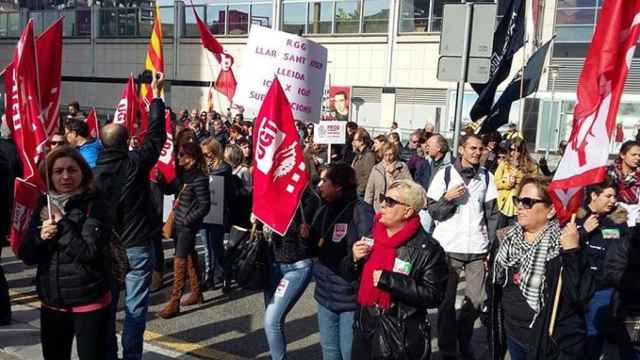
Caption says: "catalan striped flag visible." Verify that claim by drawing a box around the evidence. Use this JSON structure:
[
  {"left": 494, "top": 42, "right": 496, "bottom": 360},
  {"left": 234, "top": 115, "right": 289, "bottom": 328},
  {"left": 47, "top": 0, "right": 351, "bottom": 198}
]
[{"left": 141, "top": 3, "right": 164, "bottom": 107}]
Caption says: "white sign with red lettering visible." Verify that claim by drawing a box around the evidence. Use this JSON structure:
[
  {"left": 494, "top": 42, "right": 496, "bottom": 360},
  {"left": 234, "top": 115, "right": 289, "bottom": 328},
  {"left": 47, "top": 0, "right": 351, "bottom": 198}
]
[
  {"left": 234, "top": 26, "right": 328, "bottom": 123},
  {"left": 314, "top": 121, "right": 346, "bottom": 145}
]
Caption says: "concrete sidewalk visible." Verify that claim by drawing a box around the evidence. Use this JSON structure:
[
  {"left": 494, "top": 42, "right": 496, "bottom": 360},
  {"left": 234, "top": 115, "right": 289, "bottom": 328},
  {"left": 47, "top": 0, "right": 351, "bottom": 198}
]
[{"left": 0, "top": 302, "right": 201, "bottom": 360}]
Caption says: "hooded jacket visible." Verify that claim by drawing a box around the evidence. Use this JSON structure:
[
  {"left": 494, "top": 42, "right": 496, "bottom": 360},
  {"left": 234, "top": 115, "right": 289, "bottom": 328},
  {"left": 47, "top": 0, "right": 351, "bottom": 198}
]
[{"left": 94, "top": 98, "right": 167, "bottom": 248}]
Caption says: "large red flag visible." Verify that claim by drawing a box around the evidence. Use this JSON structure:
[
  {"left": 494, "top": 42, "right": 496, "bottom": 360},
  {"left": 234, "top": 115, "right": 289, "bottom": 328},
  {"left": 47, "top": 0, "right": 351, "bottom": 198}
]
[
  {"left": 9, "top": 179, "right": 41, "bottom": 254},
  {"left": 252, "top": 77, "right": 309, "bottom": 235},
  {"left": 37, "top": 17, "right": 63, "bottom": 137},
  {"left": 114, "top": 74, "right": 137, "bottom": 132},
  {"left": 85, "top": 107, "right": 99, "bottom": 139},
  {"left": 154, "top": 110, "right": 176, "bottom": 184},
  {"left": 190, "top": 2, "right": 237, "bottom": 101},
  {"left": 549, "top": 0, "right": 640, "bottom": 222}
]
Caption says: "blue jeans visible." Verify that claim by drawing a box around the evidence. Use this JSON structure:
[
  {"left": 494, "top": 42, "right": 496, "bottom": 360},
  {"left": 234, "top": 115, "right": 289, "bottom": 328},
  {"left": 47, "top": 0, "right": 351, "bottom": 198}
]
[
  {"left": 107, "top": 247, "right": 153, "bottom": 360},
  {"left": 585, "top": 288, "right": 614, "bottom": 360},
  {"left": 506, "top": 336, "right": 527, "bottom": 360},
  {"left": 263, "top": 259, "right": 313, "bottom": 360},
  {"left": 199, "top": 224, "right": 227, "bottom": 281},
  {"left": 316, "top": 302, "right": 354, "bottom": 360}
]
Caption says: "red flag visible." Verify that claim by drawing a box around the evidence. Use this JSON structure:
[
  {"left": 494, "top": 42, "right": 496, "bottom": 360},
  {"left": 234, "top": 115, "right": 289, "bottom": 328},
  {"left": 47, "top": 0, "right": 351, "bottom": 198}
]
[
  {"left": 85, "top": 108, "right": 99, "bottom": 139},
  {"left": 191, "top": 2, "right": 237, "bottom": 102},
  {"left": 37, "top": 18, "right": 63, "bottom": 137},
  {"left": 549, "top": 0, "right": 640, "bottom": 222},
  {"left": 5, "top": 20, "right": 46, "bottom": 191},
  {"left": 252, "top": 77, "right": 309, "bottom": 235},
  {"left": 114, "top": 74, "right": 137, "bottom": 132},
  {"left": 9, "top": 179, "right": 41, "bottom": 254},
  {"left": 155, "top": 110, "right": 176, "bottom": 184}
]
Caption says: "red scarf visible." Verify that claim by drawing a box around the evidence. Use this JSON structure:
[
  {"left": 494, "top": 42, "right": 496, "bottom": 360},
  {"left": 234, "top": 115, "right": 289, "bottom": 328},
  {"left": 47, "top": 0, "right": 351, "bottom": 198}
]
[{"left": 357, "top": 213, "right": 421, "bottom": 309}]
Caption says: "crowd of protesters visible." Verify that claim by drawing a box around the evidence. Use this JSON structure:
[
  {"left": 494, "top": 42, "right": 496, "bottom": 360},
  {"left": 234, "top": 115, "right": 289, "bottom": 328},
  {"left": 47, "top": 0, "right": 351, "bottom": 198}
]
[{"left": 1, "top": 77, "right": 640, "bottom": 360}]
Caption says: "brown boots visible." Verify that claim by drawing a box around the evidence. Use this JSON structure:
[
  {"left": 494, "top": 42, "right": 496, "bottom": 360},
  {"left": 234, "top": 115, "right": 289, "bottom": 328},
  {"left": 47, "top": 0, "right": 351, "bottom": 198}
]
[
  {"left": 158, "top": 257, "right": 187, "bottom": 319},
  {"left": 150, "top": 271, "right": 163, "bottom": 292},
  {"left": 181, "top": 253, "right": 204, "bottom": 306}
]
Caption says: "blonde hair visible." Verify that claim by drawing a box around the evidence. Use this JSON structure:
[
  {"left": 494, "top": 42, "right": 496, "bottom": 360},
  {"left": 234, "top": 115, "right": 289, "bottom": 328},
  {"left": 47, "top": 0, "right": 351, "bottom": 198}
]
[
  {"left": 388, "top": 179, "right": 428, "bottom": 212},
  {"left": 224, "top": 144, "right": 244, "bottom": 168},
  {"left": 201, "top": 137, "right": 224, "bottom": 162}
]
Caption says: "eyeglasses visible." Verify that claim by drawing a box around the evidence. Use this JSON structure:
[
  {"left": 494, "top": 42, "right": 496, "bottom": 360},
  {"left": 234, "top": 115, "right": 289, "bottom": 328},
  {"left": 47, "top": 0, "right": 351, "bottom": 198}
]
[
  {"left": 378, "top": 194, "right": 409, "bottom": 208},
  {"left": 513, "top": 196, "right": 547, "bottom": 209}
]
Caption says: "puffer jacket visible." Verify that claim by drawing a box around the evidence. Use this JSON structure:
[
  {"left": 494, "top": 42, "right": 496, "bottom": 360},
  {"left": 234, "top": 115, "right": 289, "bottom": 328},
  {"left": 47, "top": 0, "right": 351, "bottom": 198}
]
[
  {"left": 364, "top": 161, "right": 412, "bottom": 211},
  {"left": 347, "top": 228, "right": 448, "bottom": 359},
  {"left": 604, "top": 225, "right": 640, "bottom": 318},
  {"left": 311, "top": 191, "right": 374, "bottom": 312},
  {"left": 173, "top": 167, "right": 211, "bottom": 229},
  {"left": 18, "top": 190, "right": 112, "bottom": 308}
]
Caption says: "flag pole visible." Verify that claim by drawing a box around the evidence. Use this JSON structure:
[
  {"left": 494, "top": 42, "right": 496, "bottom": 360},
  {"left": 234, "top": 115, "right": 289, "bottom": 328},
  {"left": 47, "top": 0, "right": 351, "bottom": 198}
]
[
  {"left": 518, "top": 0, "right": 528, "bottom": 133},
  {"left": 31, "top": 20, "right": 53, "bottom": 222}
]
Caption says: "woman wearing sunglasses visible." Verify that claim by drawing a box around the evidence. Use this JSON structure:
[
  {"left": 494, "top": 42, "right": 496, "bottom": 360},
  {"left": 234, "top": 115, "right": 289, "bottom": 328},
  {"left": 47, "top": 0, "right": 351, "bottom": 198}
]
[
  {"left": 159, "top": 142, "right": 211, "bottom": 318},
  {"left": 494, "top": 140, "right": 539, "bottom": 229},
  {"left": 349, "top": 179, "right": 448, "bottom": 359},
  {"left": 487, "top": 176, "right": 594, "bottom": 360}
]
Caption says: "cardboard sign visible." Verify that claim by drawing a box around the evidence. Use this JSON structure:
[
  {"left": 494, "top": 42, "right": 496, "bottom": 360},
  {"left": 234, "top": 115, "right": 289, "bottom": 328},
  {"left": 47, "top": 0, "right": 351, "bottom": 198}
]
[
  {"left": 234, "top": 26, "right": 328, "bottom": 123},
  {"left": 313, "top": 121, "right": 346, "bottom": 145}
]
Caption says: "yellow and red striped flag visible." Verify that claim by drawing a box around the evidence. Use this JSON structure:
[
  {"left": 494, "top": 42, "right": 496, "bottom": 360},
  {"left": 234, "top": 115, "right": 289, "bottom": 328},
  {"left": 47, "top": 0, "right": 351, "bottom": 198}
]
[{"left": 140, "top": 3, "right": 164, "bottom": 107}]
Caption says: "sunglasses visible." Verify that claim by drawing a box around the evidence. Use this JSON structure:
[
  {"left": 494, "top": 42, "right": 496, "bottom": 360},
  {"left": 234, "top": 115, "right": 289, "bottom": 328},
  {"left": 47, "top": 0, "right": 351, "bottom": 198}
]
[
  {"left": 51, "top": 141, "right": 65, "bottom": 145},
  {"left": 513, "top": 196, "right": 547, "bottom": 209},
  {"left": 378, "top": 194, "right": 409, "bottom": 208}
]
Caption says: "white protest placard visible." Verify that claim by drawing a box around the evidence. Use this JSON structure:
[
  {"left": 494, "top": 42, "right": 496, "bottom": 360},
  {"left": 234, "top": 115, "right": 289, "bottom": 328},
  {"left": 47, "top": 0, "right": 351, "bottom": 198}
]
[
  {"left": 314, "top": 121, "right": 346, "bottom": 145},
  {"left": 234, "top": 26, "right": 328, "bottom": 123}
]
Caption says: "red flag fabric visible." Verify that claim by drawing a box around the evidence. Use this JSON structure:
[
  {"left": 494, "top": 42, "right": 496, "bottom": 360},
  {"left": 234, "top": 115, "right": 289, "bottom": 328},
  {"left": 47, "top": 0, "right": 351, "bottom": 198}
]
[
  {"left": 155, "top": 110, "right": 176, "bottom": 184},
  {"left": 85, "top": 108, "right": 99, "bottom": 139},
  {"left": 549, "top": 0, "right": 640, "bottom": 222},
  {"left": 252, "top": 77, "right": 309, "bottom": 235},
  {"left": 9, "top": 179, "right": 41, "bottom": 254},
  {"left": 114, "top": 74, "right": 137, "bottom": 132},
  {"left": 5, "top": 20, "right": 47, "bottom": 191},
  {"left": 191, "top": 2, "right": 237, "bottom": 102},
  {"left": 37, "top": 17, "right": 63, "bottom": 137}
]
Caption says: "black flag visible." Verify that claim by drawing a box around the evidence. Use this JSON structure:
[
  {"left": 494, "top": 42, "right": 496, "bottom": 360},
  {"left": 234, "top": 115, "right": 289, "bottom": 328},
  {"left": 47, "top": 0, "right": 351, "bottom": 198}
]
[
  {"left": 479, "top": 38, "right": 553, "bottom": 134},
  {"left": 470, "top": 0, "right": 525, "bottom": 121}
]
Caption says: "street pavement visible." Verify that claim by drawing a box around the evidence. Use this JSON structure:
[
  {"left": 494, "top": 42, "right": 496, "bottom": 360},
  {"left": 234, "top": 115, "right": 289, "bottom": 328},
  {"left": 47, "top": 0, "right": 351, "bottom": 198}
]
[{"left": 1, "top": 238, "right": 488, "bottom": 360}]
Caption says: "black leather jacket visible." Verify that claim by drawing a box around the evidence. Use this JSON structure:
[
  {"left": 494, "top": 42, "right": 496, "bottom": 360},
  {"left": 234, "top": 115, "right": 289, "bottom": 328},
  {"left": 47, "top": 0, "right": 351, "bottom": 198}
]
[
  {"left": 605, "top": 226, "right": 640, "bottom": 318},
  {"left": 347, "top": 228, "right": 448, "bottom": 359}
]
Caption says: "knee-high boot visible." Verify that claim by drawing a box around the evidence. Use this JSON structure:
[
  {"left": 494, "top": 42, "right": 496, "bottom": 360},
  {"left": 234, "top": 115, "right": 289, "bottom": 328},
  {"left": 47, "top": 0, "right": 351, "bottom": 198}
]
[
  {"left": 181, "top": 253, "right": 204, "bottom": 306},
  {"left": 158, "top": 257, "right": 187, "bottom": 319}
]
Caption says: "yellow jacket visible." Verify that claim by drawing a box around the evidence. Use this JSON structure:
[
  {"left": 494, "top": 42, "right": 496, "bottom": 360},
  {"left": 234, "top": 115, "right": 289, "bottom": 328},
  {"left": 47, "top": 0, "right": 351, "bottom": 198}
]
[{"left": 494, "top": 160, "right": 540, "bottom": 217}]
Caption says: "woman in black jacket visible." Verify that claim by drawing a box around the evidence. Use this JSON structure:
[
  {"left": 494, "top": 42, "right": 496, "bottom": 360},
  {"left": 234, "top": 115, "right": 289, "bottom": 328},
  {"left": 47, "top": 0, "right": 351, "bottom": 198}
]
[
  {"left": 487, "top": 176, "right": 594, "bottom": 360},
  {"left": 349, "top": 179, "right": 448, "bottom": 359},
  {"left": 159, "top": 142, "right": 211, "bottom": 319},
  {"left": 19, "top": 147, "right": 112, "bottom": 360}
]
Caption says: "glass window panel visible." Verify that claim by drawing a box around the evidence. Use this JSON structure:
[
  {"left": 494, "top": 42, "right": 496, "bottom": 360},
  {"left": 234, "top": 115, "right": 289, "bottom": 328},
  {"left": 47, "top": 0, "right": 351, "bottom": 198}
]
[
  {"left": 207, "top": 5, "right": 226, "bottom": 34},
  {"left": 118, "top": 8, "right": 137, "bottom": 37},
  {"left": 62, "top": 9, "right": 75, "bottom": 36},
  {"left": 0, "top": 14, "right": 7, "bottom": 38},
  {"left": 76, "top": 9, "right": 91, "bottom": 36},
  {"left": 363, "top": 0, "right": 388, "bottom": 33},
  {"left": 99, "top": 8, "right": 117, "bottom": 37},
  {"left": 552, "top": 42, "right": 589, "bottom": 57},
  {"left": 282, "top": 2, "right": 305, "bottom": 34},
  {"left": 251, "top": 4, "right": 272, "bottom": 29},
  {"left": 335, "top": 1, "right": 360, "bottom": 33},
  {"left": 557, "top": 0, "right": 597, "bottom": 7},
  {"left": 399, "top": 0, "right": 429, "bottom": 33},
  {"left": 228, "top": 5, "right": 249, "bottom": 35},
  {"left": 184, "top": 5, "right": 201, "bottom": 36},
  {"left": 555, "top": 25, "right": 594, "bottom": 42},
  {"left": 160, "top": 6, "right": 174, "bottom": 37},
  {"left": 308, "top": 2, "right": 332, "bottom": 34},
  {"left": 556, "top": 8, "right": 595, "bottom": 25},
  {"left": 7, "top": 12, "right": 19, "bottom": 36},
  {"left": 431, "top": 0, "right": 460, "bottom": 32},
  {"left": 138, "top": 7, "right": 153, "bottom": 37}
]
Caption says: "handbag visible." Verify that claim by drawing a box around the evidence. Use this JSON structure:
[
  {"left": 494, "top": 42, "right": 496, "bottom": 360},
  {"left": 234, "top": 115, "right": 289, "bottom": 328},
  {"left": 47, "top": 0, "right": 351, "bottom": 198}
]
[
  {"left": 162, "top": 185, "right": 187, "bottom": 239},
  {"left": 109, "top": 230, "right": 129, "bottom": 289},
  {"left": 229, "top": 224, "right": 270, "bottom": 290}
]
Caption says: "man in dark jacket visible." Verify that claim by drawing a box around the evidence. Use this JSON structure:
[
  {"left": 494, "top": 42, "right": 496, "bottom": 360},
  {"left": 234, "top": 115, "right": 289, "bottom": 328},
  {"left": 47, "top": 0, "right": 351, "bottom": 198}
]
[
  {"left": 0, "top": 117, "right": 21, "bottom": 325},
  {"left": 309, "top": 162, "right": 374, "bottom": 360},
  {"left": 94, "top": 72, "right": 167, "bottom": 360}
]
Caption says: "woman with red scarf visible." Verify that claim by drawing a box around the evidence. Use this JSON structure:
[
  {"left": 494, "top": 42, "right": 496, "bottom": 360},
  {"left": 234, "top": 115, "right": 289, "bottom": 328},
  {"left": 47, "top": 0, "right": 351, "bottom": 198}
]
[{"left": 348, "top": 179, "right": 448, "bottom": 359}]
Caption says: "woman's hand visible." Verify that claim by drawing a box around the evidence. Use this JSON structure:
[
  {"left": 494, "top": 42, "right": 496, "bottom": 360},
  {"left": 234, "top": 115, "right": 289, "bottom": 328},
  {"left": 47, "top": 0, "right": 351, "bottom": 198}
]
[
  {"left": 583, "top": 214, "right": 599, "bottom": 233},
  {"left": 299, "top": 224, "right": 310, "bottom": 239},
  {"left": 352, "top": 239, "right": 370, "bottom": 262},
  {"left": 560, "top": 217, "right": 580, "bottom": 250},
  {"left": 373, "top": 270, "right": 382, "bottom": 287},
  {"left": 40, "top": 219, "right": 58, "bottom": 240}
]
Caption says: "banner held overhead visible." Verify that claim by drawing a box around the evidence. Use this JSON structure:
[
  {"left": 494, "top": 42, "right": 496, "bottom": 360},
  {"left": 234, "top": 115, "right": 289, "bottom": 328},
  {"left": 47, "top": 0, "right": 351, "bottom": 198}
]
[{"left": 234, "top": 26, "right": 328, "bottom": 123}]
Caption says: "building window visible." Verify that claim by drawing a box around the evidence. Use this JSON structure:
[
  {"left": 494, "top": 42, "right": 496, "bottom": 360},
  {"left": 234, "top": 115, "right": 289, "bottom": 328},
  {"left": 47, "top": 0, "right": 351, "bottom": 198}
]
[
  {"left": 308, "top": 2, "right": 332, "bottom": 34},
  {"left": 282, "top": 0, "right": 388, "bottom": 35},
  {"left": 251, "top": 3, "right": 272, "bottom": 29},
  {"left": 400, "top": 0, "right": 505, "bottom": 33},
  {"left": 362, "top": 0, "right": 388, "bottom": 33},
  {"left": 228, "top": 5, "right": 249, "bottom": 35},
  {"left": 282, "top": 2, "right": 306, "bottom": 34},
  {"left": 554, "top": 0, "right": 601, "bottom": 43},
  {"left": 185, "top": 1, "right": 271, "bottom": 37}
]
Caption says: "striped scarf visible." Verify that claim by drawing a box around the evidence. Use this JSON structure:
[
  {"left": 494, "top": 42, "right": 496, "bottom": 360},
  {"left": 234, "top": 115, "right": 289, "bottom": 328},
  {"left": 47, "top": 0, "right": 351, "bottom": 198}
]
[{"left": 494, "top": 220, "right": 561, "bottom": 317}]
